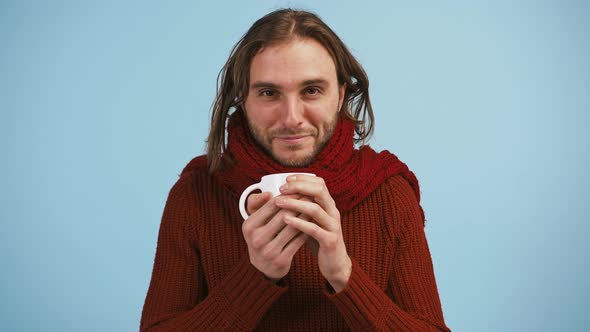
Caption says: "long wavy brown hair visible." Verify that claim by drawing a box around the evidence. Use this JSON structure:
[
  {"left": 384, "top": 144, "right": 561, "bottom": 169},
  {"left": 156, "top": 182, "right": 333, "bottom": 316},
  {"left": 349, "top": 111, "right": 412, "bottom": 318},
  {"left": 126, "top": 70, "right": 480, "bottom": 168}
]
[{"left": 207, "top": 8, "right": 374, "bottom": 173}]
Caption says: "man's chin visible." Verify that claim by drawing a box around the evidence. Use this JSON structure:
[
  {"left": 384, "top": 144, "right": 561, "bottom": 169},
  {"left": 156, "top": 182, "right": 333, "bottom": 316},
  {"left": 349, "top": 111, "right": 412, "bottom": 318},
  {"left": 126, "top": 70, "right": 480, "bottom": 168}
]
[{"left": 273, "top": 151, "right": 315, "bottom": 168}]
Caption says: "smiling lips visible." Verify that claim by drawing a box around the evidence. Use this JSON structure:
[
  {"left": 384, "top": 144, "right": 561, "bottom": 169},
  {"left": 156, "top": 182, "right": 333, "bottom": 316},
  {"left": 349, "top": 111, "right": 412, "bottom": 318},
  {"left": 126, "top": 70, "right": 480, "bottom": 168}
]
[{"left": 274, "top": 135, "right": 311, "bottom": 145}]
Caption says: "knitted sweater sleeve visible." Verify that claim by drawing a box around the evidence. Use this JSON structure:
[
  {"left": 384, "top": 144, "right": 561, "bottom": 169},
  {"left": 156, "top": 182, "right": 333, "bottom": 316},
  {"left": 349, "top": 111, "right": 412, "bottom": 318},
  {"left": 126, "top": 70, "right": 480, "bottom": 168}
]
[
  {"left": 140, "top": 174, "right": 287, "bottom": 331},
  {"left": 327, "top": 176, "right": 451, "bottom": 331}
]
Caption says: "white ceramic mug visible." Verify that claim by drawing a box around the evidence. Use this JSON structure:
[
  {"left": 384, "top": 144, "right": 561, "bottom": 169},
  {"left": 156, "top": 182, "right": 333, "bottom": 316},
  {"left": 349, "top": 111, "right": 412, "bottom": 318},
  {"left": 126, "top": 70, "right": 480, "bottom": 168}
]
[{"left": 238, "top": 172, "right": 315, "bottom": 220}]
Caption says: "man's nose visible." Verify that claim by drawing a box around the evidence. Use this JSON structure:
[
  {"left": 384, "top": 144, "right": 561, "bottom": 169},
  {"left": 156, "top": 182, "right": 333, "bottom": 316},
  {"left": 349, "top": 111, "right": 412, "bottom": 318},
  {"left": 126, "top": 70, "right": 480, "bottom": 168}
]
[{"left": 281, "top": 95, "right": 304, "bottom": 127}]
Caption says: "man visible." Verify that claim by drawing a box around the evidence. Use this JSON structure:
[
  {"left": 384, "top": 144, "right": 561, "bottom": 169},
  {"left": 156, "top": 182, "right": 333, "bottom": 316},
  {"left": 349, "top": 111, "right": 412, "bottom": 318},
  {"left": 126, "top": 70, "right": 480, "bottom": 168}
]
[{"left": 141, "top": 8, "right": 450, "bottom": 331}]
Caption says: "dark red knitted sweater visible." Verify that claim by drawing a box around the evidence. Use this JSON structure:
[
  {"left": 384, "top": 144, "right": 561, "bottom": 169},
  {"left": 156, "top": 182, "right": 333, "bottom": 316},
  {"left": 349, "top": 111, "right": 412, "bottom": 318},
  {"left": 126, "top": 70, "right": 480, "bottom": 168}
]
[{"left": 140, "top": 160, "right": 450, "bottom": 331}]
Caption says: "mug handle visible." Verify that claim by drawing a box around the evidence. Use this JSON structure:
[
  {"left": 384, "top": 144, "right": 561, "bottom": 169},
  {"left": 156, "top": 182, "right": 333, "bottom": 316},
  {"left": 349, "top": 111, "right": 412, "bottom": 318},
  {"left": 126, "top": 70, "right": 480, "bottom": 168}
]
[{"left": 239, "top": 183, "right": 262, "bottom": 220}]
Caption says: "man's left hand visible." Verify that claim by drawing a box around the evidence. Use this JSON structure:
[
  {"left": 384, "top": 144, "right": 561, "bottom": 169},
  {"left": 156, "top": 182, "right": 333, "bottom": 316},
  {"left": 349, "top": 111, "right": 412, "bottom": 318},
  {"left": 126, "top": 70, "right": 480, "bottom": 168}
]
[{"left": 276, "top": 174, "right": 352, "bottom": 293}]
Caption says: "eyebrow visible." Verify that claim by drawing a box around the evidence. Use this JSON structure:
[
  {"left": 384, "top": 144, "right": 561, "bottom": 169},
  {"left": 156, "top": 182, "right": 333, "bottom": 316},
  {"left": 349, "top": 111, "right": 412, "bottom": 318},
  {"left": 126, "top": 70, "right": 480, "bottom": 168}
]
[{"left": 250, "top": 78, "right": 330, "bottom": 89}]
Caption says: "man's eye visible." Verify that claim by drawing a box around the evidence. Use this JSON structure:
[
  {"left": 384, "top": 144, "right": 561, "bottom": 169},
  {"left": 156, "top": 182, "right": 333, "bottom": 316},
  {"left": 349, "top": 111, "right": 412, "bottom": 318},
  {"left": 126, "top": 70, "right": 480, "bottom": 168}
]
[
  {"left": 260, "top": 90, "right": 275, "bottom": 97},
  {"left": 305, "top": 87, "right": 320, "bottom": 95}
]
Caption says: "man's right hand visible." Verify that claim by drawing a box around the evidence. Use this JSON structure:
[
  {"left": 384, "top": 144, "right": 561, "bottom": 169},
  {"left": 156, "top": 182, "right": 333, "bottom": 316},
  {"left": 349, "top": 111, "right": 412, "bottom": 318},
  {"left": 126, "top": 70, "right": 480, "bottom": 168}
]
[{"left": 242, "top": 193, "right": 309, "bottom": 281}]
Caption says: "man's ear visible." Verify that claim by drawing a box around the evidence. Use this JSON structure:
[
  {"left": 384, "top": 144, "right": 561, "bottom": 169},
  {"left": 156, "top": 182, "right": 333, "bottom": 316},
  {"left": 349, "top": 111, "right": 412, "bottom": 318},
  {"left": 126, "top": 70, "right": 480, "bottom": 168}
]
[
  {"left": 337, "top": 83, "right": 347, "bottom": 112},
  {"left": 235, "top": 94, "right": 246, "bottom": 111}
]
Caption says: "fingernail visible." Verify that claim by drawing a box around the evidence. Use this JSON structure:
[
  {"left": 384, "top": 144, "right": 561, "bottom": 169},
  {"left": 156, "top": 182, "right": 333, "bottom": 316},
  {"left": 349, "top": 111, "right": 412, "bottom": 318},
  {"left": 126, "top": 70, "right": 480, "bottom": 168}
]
[
  {"left": 276, "top": 198, "right": 286, "bottom": 205},
  {"left": 279, "top": 184, "right": 288, "bottom": 192}
]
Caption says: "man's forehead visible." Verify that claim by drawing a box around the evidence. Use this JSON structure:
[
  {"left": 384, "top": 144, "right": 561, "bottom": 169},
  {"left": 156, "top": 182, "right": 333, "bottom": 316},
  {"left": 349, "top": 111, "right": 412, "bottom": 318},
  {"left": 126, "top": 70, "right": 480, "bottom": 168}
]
[
  {"left": 248, "top": 39, "right": 337, "bottom": 88},
  {"left": 251, "top": 78, "right": 330, "bottom": 89}
]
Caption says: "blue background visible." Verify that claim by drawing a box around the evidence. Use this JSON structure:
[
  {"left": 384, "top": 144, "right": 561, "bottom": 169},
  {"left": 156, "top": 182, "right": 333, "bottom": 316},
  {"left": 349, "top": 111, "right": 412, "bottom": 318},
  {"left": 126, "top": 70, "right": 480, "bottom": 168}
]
[{"left": 2, "top": 1, "right": 588, "bottom": 331}]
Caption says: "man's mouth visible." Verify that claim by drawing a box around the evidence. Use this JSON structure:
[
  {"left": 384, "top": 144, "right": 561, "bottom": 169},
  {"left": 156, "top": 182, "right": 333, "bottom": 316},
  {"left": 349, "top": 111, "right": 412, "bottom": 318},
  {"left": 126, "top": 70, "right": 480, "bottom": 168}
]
[{"left": 274, "top": 135, "right": 310, "bottom": 145}]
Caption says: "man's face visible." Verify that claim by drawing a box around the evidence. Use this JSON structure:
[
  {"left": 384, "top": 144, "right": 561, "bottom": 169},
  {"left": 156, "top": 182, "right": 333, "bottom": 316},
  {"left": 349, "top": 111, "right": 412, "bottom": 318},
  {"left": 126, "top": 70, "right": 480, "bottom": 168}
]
[{"left": 243, "top": 38, "right": 345, "bottom": 167}]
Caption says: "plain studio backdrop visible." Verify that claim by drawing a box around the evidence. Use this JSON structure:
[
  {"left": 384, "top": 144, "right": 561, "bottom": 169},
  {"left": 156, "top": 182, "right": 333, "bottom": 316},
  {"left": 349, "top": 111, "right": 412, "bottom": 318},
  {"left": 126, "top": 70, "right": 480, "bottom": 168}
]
[{"left": 1, "top": 1, "right": 588, "bottom": 331}]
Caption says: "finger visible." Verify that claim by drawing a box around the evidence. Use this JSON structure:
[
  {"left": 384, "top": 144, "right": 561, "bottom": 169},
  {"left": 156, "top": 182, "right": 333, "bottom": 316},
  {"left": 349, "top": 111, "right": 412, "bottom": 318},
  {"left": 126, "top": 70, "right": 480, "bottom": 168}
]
[
  {"left": 284, "top": 215, "right": 335, "bottom": 246},
  {"left": 245, "top": 193, "right": 309, "bottom": 246},
  {"left": 275, "top": 197, "right": 333, "bottom": 229},
  {"left": 266, "top": 225, "right": 301, "bottom": 255},
  {"left": 247, "top": 193, "right": 303, "bottom": 226},
  {"left": 277, "top": 195, "right": 313, "bottom": 220},
  {"left": 244, "top": 197, "right": 281, "bottom": 229},
  {"left": 296, "top": 196, "right": 314, "bottom": 222},
  {"left": 280, "top": 232, "right": 309, "bottom": 258},
  {"left": 280, "top": 178, "right": 338, "bottom": 216},
  {"left": 247, "top": 192, "right": 272, "bottom": 214},
  {"left": 286, "top": 174, "right": 323, "bottom": 183},
  {"left": 249, "top": 208, "right": 296, "bottom": 249}
]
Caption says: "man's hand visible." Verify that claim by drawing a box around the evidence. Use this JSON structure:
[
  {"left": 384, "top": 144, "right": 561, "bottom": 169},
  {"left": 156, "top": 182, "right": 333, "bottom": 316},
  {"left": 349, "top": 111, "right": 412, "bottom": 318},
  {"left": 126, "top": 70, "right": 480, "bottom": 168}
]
[
  {"left": 275, "top": 174, "right": 352, "bottom": 293},
  {"left": 242, "top": 193, "right": 309, "bottom": 281}
]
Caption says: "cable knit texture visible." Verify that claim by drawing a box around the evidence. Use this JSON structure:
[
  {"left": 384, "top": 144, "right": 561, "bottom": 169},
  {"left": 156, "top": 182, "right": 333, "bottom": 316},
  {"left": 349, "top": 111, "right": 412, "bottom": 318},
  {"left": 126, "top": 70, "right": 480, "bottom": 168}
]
[
  {"left": 214, "top": 110, "right": 425, "bottom": 220},
  {"left": 141, "top": 111, "right": 450, "bottom": 331}
]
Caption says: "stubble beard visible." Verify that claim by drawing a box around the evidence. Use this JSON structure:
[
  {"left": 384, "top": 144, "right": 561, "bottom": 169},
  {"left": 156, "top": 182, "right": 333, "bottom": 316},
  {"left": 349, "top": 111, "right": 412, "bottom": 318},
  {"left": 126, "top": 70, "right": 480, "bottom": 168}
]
[{"left": 247, "top": 116, "right": 338, "bottom": 168}]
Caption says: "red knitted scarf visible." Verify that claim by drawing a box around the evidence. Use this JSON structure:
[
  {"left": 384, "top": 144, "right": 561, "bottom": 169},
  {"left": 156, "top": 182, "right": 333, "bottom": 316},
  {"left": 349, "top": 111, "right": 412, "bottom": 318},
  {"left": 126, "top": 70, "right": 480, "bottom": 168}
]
[{"left": 188, "top": 110, "right": 425, "bottom": 222}]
